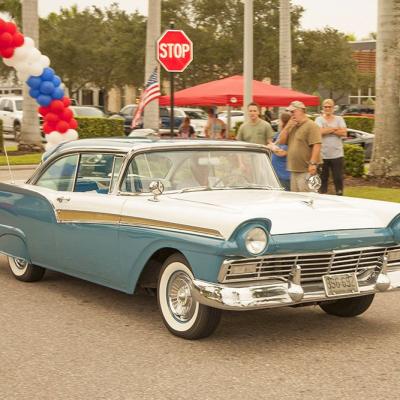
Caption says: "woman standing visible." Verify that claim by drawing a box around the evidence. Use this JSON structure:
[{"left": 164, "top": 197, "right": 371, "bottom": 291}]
[
  {"left": 315, "top": 99, "right": 347, "bottom": 195},
  {"left": 270, "top": 112, "right": 291, "bottom": 191},
  {"left": 178, "top": 117, "right": 195, "bottom": 138}
]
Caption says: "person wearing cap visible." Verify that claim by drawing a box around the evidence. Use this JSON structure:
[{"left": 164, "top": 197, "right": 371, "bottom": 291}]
[
  {"left": 236, "top": 102, "right": 274, "bottom": 145},
  {"left": 315, "top": 99, "right": 347, "bottom": 195},
  {"left": 204, "top": 108, "right": 226, "bottom": 139},
  {"left": 278, "top": 100, "right": 322, "bottom": 192}
]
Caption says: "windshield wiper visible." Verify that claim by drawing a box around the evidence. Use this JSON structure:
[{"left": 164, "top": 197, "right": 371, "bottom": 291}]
[
  {"left": 211, "top": 184, "right": 282, "bottom": 191},
  {"left": 179, "top": 186, "right": 211, "bottom": 193}
]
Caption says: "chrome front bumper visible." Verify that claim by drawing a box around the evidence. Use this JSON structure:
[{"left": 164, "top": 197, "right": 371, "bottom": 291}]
[{"left": 191, "top": 262, "right": 400, "bottom": 311}]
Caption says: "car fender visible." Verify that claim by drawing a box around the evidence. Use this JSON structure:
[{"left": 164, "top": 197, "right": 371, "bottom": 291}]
[{"left": 0, "top": 224, "right": 30, "bottom": 262}]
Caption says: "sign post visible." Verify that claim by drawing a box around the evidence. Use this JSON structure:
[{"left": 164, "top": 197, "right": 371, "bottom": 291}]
[{"left": 157, "top": 27, "right": 193, "bottom": 136}]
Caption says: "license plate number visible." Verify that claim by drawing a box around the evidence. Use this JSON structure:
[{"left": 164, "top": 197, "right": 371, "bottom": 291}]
[
  {"left": 322, "top": 273, "right": 359, "bottom": 297},
  {"left": 388, "top": 249, "right": 400, "bottom": 262}
]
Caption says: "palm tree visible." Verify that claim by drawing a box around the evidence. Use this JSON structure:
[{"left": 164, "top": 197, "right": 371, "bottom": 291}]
[
  {"left": 279, "top": 0, "right": 292, "bottom": 89},
  {"left": 143, "top": 0, "right": 161, "bottom": 130},
  {"left": 19, "top": 0, "right": 42, "bottom": 150},
  {"left": 369, "top": 0, "right": 400, "bottom": 177},
  {"left": 0, "top": 0, "right": 21, "bottom": 27}
]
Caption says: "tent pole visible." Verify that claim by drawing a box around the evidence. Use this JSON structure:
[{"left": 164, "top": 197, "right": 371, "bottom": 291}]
[{"left": 227, "top": 105, "right": 231, "bottom": 139}]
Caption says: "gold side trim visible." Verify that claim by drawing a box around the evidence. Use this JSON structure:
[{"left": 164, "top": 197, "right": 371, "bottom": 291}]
[{"left": 56, "top": 210, "right": 223, "bottom": 239}]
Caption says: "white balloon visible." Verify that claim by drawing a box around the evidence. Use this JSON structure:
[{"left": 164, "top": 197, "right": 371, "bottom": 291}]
[
  {"left": 3, "top": 57, "right": 16, "bottom": 67},
  {"left": 63, "top": 129, "right": 79, "bottom": 141},
  {"left": 45, "top": 142, "right": 56, "bottom": 151},
  {"left": 17, "top": 70, "right": 29, "bottom": 82},
  {"left": 25, "top": 47, "right": 42, "bottom": 63},
  {"left": 12, "top": 45, "right": 31, "bottom": 63},
  {"left": 39, "top": 55, "right": 50, "bottom": 68},
  {"left": 28, "top": 62, "right": 44, "bottom": 77},
  {"left": 24, "top": 37, "right": 35, "bottom": 48},
  {"left": 46, "top": 131, "right": 64, "bottom": 145}
]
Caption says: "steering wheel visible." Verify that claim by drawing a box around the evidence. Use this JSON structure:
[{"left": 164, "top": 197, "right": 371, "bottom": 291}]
[{"left": 213, "top": 173, "right": 251, "bottom": 187}]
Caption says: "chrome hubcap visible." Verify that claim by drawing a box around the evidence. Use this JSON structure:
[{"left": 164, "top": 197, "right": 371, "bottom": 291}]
[
  {"left": 167, "top": 271, "right": 195, "bottom": 322},
  {"left": 14, "top": 258, "right": 28, "bottom": 270}
]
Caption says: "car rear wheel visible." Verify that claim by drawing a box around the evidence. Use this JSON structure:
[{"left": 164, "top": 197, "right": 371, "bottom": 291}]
[
  {"left": 319, "top": 294, "right": 375, "bottom": 317},
  {"left": 157, "top": 253, "right": 221, "bottom": 339},
  {"left": 8, "top": 256, "right": 46, "bottom": 282}
]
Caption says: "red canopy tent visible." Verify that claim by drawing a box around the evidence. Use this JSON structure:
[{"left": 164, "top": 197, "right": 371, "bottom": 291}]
[{"left": 159, "top": 75, "right": 319, "bottom": 107}]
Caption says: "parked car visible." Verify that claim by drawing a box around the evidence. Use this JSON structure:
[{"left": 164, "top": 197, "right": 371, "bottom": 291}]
[
  {"left": 341, "top": 104, "right": 375, "bottom": 118},
  {"left": 218, "top": 109, "right": 245, "bottom": 126},
  {"left": 0, "top": 96, "right": 23, "bottom": 139},
  {"left": 110, "top": 104, "right": 184, "bottom": 135},
  {"left": 70, "top": 106, "right": 106, "bottom": 118},
  {"left": 1, "top": 138, "right": 400, "bottom": 339},
  {"left": 343, "top": 128, "right": 374, "bottom": 161}
]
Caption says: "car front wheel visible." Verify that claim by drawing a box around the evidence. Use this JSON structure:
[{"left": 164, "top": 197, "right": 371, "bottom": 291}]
[
  {"left": 319, "top": 294, "right": 375, "bottom": 317},
  {"left": 8, "top": 256, "right": 46, "bottom": 282},
  {"left": 157, "top": 254, "right": 221, "bottom": 339},
  {"left": 13, "top": 122, "right": 21, "bottom": 142}
]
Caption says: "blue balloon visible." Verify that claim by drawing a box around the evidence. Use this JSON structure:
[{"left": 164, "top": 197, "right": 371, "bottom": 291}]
[
  {"left": 52, "top": 87, "right": 64, "bottom": 100},
  {"left": 37, "top": 94, "right": 52, "bottom": 106},
  {"left": 52, "top": 75, "right": 62, "bottom": 87},
  {"left": 29, "top": 88, "right": 40, "bottom": 98},
  {"left": 26, "top": 76, "right": 42, "bottom": 90},
  {"left": 40, "top": 67, "right": 55, "bottom": 81},
  {"left": 40, "top": 80, "right": 55, "bottom": 95}
]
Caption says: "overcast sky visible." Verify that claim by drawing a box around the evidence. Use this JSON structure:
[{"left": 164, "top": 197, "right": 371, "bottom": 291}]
[{"left": 38, "top": 0, "right": 377, "bottom": 40}]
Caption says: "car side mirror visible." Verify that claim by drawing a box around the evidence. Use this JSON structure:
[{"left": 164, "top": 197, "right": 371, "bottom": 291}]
[{"left": 148, "top": 180, "right": 164, "bottom": 202}]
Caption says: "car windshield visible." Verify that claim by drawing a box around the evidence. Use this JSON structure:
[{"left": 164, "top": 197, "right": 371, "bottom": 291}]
[
  {"left": 184, "top": 110, "right": 207, "bottom": 120},
  {"left": 15, "top": 100, "right": 23, "bottom": 111},
  {"left": 121, "top": 149, "right": 281, "bottom": 193},
  {"left": 72, "top": 107, "right": 104, "bottom": 117}
]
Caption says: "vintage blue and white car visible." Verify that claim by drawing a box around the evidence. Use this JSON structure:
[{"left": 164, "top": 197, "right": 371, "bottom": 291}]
[{"left": 1, "top": 137, "right": 400, "bottom": 339}]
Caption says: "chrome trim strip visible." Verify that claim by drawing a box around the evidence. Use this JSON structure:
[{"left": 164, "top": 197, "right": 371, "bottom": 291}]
[
  {"left": 55, "top": 209, "right": 224, "bottom": 239},
  {"left": 192, "top": 269, "right": 400, "bottom": 311}
]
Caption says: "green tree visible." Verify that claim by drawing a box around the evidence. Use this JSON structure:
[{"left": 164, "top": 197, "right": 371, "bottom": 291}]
[{"left": 293, "top": 28, "right": 358, "bottom": 101}]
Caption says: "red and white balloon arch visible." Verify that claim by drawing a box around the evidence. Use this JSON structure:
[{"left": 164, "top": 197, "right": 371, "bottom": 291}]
[{"left": 0, "top": 18, "right": 78, "bottom": 150}]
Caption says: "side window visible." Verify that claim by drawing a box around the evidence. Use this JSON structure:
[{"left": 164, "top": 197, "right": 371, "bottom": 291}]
[
  {"left": 35, "top": 154, "right": 79, "bottom": 191},
  {"left": 4, "top": 100, "right": 12, "bottom": 112},
  {"left": 121, "top": 153, "right": 172, "bottom": 193},
  {"left": 109, "top": 156, "right": 124, "bottom": 192},
  {"left": 75, "top": 153, "right": 116, "bottom": 194},
  {"left": 0, "top": 99, "right": 6, "bottom": 111}
]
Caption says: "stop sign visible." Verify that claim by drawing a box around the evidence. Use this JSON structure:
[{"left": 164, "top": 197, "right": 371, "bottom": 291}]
[{"left": 157, "top": 30, "right": 193, "bottom": 72}]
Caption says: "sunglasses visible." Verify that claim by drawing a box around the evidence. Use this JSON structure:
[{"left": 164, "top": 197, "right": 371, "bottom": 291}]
[{"left": 323, "top": 106, "right": 333, "bottom": 109}]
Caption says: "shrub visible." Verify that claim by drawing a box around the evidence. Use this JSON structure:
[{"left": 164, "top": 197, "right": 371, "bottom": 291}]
[
  {"left": 343, "top": 116, "right": 374, "bottom": 133},
  {"left": 344, "top": 143, "right": 365, "bottom": 177},
  {"left": 76, "top": 117, "right": 124, "bottom": 139}
]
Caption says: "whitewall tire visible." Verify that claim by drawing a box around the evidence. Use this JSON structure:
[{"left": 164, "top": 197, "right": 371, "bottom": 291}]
[
  {"left": 8, "top": 257, "right": 46, "bottom": 282},
  {"left": 157, "top": 253, "right": 221, "bottom": 339}
]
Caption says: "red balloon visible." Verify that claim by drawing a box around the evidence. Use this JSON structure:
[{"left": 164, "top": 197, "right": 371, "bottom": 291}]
[
  {"left": 0, "top": 47, "right": 14, "bottom": 58},
  {"left": 60, "top": 108, "right": 73, "bottom": 122},
  {"left": 45, "top": 113, "right": 60, "bottom": 123},
  {"left": 49, "top": 100, "right": 65, "bottom": 113},
  {"left": 0, "top": 19, "right": 6, "bottom": 34},
  {"left": 11, "top": 32, "right": 24, "bottom": 48},
  {"left": 38, "top": 106, "right": 51, "bottom": 116},
  {"left": 4, "top": 22, "right": 17, "bottom": 35},
  {"left": 0, "top": 32, "right": 13, "bottom": 48},
  {"left": 43, "top": 122, "right": 56, "bottom": 134},
  {"left": 56, "top": 120, "right": 69, "bottom": 133},
  {"left": 62, "top": 97, "right": 71, "bottom": 107},
  {"left": 69, "top": 118, "right": 78, "bottom": 130}
]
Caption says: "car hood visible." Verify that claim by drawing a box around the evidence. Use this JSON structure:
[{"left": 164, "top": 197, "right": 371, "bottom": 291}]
[{"left": 164, "top": 190, "right": 400, "bottom": 238}]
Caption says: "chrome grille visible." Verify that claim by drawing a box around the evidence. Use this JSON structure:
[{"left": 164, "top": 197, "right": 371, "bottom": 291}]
[{"left": 219, "top": 245, "right": 400, "bottom": 283}]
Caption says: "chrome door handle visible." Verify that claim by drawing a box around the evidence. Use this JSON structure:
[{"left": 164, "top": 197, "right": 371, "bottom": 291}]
[{"left": 56, "top": 196, "right": 71, "bottom": 203}]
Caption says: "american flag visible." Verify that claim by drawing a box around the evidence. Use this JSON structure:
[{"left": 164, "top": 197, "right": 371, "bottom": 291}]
[{"left": 131, "top": 67, "right": 161, "bottom": 128}]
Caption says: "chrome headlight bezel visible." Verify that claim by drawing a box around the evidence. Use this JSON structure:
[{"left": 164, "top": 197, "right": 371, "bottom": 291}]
[{"left": 244, "top": 227, "right": 268, "bottom": 255}]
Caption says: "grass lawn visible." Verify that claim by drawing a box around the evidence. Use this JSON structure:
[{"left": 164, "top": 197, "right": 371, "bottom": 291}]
[
  {"left": 345, "top": 186, "right": 400, "bottom": 203},
  {"left": 0, "top": 146, "right": 42, "bottom": 166}
]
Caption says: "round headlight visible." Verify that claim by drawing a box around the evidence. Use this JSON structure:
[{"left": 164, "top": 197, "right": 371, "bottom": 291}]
[{"left": 245, "top": 227, "right": 268, "bottom": 255}]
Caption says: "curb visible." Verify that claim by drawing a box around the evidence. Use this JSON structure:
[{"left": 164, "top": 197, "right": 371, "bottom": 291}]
[{"left": 0, "top": 164, "right": 38, "bottom": 171}]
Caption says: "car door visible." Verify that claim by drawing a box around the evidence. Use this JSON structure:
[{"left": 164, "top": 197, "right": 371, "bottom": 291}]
[
  {"left": 0, "top": 99, "right": 10, "bottom": 131},
  {"left": 33, "top": 152, "right": 127, "bottom": 288},
  {"left": 3, "top": 99, "right": 14, "bottom": 131}
]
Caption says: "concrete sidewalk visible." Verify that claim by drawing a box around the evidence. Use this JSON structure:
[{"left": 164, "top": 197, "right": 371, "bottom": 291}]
[{"left": 0, "top": 164, "right": 37, "bottom": 182}]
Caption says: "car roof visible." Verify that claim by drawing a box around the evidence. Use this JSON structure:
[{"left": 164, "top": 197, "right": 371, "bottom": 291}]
[{"left": 49, "top": 137, "right": 268, "bottom": 155}]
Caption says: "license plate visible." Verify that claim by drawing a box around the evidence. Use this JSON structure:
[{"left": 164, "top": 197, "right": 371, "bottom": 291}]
[
  {"left": 322, "top": 273, "right": 359, "bottom": 297},
  {"left": 388, "top": 250, "right": 400, "bottom": 262}
]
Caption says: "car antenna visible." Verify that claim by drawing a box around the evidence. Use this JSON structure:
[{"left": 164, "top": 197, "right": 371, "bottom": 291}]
[{"left": 2, "top": 145, "right": 15, "bottom": 184}]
